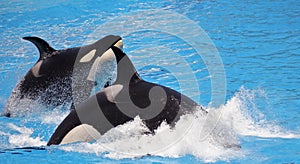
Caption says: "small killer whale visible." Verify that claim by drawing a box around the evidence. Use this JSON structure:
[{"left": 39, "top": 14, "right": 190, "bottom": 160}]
[
  {"left": 3, "top": 35, "right": 122, "bottom": 117},
  {"left": 47, "top": 41, "right": 206, "bottom": 145}
]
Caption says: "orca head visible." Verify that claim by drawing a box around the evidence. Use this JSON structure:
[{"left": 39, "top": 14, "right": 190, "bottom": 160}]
[
  {"left": 23, "top": 35, "right": 123, "bottom": 80},
  {"left": 85, "top": 37, "right": 141, "bottom": 87},
  {"left": 22, "top": 35, "right": 123, "bottom": 96},
  {"left": 84, "top": 38, "right": 124, "bottom": 95}
]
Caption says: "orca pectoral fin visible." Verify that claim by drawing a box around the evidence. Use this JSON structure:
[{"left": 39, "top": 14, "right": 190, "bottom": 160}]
[
  {"left": 23, "top": 36, "right": 56, "bottom": 60},
  {"left": 47, "top": 109, "right": 101, "bottom": 146},
  {"left": 47, "top": 110, "right": 81, "bottom": 146}
]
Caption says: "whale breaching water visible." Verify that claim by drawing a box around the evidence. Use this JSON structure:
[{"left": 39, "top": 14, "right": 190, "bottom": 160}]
[
  {"left": 3, "top": 36, "right": 122, "bottom": 117},
  {"left": 47, "top": 36, "right": 206, "bottom": 146}
]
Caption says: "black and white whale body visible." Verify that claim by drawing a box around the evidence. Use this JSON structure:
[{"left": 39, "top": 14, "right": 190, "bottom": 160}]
[
  {"left": 47, "top": 44, "right": 206, "bottom": 145},
  {"left": 4, "top": 35, "right": 122, "bottom": 117}
]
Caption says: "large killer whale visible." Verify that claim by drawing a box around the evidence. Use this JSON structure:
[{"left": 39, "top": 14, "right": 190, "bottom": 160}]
[
  {"left": 47, "top": 41, "right": 206, "bottom": 145},
  {"left": 3, "top": 35, "right": 122, "bottom": 117}
]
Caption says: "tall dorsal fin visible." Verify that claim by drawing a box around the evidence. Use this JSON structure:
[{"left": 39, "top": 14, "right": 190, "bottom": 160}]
[
  {"left": 110, "top": 46, "right": 142, "bottom": 84},
  {"left": 23, "top": 36, "right": 56, "bottom": 59}
]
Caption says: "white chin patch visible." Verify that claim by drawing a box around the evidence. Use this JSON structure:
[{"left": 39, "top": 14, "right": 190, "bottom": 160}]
[
  {"left": 79, "top": 49, "right": 97, "bottom": 63},
  {"left": 61, "top": 124, "right": 101, "bottom": 145}
]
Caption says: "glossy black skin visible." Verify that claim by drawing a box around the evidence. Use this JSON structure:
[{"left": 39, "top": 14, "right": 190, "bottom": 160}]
[
  {"left": 4, "top": 36, "right": 122, "bottom": 117},
  {"left": 47, "top": 46, "right": 204, "bottom": 146},
  {"left": 18, "top": 43, "right": 78, "bottom": 105}
]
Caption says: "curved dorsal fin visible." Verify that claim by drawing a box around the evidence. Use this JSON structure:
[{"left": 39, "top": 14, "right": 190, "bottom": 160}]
[
  {"left": 23, "top": 36, "right": 56, "bottom": 59},
  {"left": 111, "top": 46, "right": 141, "bottom": 84}
]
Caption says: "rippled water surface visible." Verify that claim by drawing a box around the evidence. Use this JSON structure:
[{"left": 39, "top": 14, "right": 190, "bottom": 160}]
[{"left": 0, "top": 0, "right": 299, "bottom": 163}]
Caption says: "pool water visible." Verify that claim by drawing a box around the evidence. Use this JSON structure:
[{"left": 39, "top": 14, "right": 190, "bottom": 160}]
[{"left": 0, "top": 0, "right": 300, "bottom": 163}]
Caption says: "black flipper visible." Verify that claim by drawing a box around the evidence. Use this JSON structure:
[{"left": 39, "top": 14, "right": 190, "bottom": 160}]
[
  {"left": 47, "top": 109, "right": 81, "bottom": 146},
  {"left": 23, "top": 36, "right": 56, "bottom": 59}
]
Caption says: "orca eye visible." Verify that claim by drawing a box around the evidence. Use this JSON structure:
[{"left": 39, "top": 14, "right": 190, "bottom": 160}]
[
  {"left": 104, "top": 78, "right": 113, "bottom": 88},
  {"left": 104, "top": 81, "right": 110, "bottom": 88}
]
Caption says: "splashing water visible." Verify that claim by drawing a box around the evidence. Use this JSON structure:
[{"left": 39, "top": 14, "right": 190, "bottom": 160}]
[
  {"left": 224, "top": 87, "right": 300, "bottom": 139},
  {"left": 3, "top": 123, "right": 46, "bottom": 148},
  {"left": 57, "top": 87, "right": 300, "bottom": 162},
  {"left": 1, "top": 87, "right": 299, "bottom": 162}
]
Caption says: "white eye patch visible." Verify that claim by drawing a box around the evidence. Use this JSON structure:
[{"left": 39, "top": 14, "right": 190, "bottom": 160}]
[
  {"left": 80, "top": 49, "right": 97, "bottom": 63},
  {"left": 79, "top": 39, "right": 122, "bottom": 63},
  {"left": 114, "top": 40, "right": 123, "bottom": 50},
  {"left": 31, "top": 60, "right": 44, "bottom": 77}
]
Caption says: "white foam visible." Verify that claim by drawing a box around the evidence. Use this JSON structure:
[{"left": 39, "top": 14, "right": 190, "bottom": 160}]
[
  {"left": 60, "top": 111, "right": 242, "bottom": 162},
  {"left": 7, "top": 123, "right": 46, "bottom": 147},
  {"left": 0, "top": 105, "right": 67, "bottom": 149}
]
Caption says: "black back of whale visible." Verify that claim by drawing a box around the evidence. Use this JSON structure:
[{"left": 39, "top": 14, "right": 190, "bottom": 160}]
[
  {"left": 19, "top": 37, "right": 78, "bottom": 105},
  {"left": 4, "top": 36, "right": 122, "bottom": 117},
  {"left": 47, "top": 46, "right": 204, "bottom": 145}
]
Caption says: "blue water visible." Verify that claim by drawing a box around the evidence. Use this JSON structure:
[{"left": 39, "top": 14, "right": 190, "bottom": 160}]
[{"left": 1, "top": 0, "right": 300, "bottom": 163}]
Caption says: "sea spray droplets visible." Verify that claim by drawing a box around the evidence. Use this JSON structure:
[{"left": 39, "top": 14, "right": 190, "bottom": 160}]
[{"left": 219, "top": 87, "right": 300, "bottom": 139}]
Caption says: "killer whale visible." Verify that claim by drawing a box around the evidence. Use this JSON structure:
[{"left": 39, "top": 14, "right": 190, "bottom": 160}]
[
  {"left": 47, "top": 42, "right": 206, "bottom": 145},
  {"left": 4, "top": 35, "right": 122, "bottom": 117}
]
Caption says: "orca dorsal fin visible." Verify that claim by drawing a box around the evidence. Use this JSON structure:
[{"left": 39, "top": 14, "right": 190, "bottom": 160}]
[
  {"left": 111, "top": 46, "right": 142, "bottom": 84},
  {"left": 23, "top": 36, "right": 56, "bottom": 59}
]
